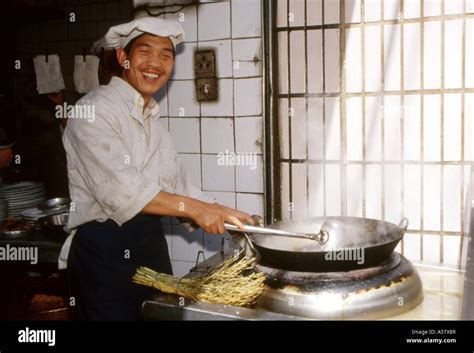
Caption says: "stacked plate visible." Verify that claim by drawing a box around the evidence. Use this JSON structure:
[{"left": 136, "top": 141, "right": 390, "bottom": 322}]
[
  {"left": 0, "top": 198, "right": 8, "bottom": 223},
  {"left": 0, "top": 182, "right": 46, "bottom": 218},
  {"left": 21, "top": 207, "right": 62, "bottom": 223}
]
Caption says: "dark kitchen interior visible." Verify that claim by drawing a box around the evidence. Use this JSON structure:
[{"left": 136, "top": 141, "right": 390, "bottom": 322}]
[
  {"left": 1, "top": 0, "right": 132, "bottom": 320},
  {"left": 0, "top": 0, "right": 473, "bottom": 327}
]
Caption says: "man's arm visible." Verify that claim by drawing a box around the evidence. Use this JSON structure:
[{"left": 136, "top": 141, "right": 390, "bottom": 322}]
[
  {"left": 142, "top": 191, "right": 254, "bottom": 234},
  {"left": 65, "top": 99, "right": 254, "bottom": 233}
]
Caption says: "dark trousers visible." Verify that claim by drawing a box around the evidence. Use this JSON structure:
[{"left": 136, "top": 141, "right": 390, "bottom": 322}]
[{"left": 67, "top": 214, "right": 172, "bottom": 320}]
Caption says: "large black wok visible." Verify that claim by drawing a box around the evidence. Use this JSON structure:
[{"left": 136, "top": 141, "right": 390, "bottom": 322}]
[{"left": 247, "top": 217, "right": 408, "bottom": 272}]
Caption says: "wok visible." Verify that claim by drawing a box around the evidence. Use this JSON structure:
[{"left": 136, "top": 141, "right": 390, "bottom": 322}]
[{"left": 242, "top": 216, "right": 408, "bottom": 272}]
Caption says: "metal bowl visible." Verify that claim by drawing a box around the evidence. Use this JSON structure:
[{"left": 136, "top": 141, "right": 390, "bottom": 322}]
[
  {"left": 38, "top": 212, "right": 69, "bottom": 242},
  {"left": 38, "top": 198, "right": 70, "bottom": 211},
  {"left": 0, "top": 228, "right": 34, "bottom": 240}
]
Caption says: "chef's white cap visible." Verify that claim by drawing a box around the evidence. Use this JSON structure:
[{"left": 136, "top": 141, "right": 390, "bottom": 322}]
[{"left": 105, "top": 17, "right": 185, "bottom": 50}]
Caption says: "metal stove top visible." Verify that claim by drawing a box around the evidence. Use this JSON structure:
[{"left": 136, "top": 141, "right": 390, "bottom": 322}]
[
  {"left": 254, "top": 252, "right": 423, "bottom": 319},
  {"left": 143, "top": 246, "right": 423, "bottom": 320}
]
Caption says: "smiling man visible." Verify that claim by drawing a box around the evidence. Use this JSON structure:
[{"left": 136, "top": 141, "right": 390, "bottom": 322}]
[
  {"left": 61, "top": 18, "right": 254, "bottom": 320},
  {"left": 117, "top": 34, "right": 173, "bottom": 100}
]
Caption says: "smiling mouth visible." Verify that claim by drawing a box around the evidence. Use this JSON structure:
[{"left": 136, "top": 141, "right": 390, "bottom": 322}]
[{"left": 142, "top": 71, "right": 162, "bottom": 82}]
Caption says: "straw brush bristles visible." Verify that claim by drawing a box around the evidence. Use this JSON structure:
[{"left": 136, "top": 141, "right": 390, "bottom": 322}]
[{"left": 133, "top": 252, "right": 266, "bottom": 307}]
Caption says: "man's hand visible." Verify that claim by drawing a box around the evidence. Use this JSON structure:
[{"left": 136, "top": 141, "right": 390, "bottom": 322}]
[
  {"left": 142, "top": 191, "right": 255, "bottom": 234},
  {"left": 192, "top": 203, "right": 255, "bottom": 234}
]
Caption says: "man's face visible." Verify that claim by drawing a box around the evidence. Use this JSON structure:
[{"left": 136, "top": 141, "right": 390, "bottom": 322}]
[{"left": 117, "top": 34, "right": 175, "bottom": 98}]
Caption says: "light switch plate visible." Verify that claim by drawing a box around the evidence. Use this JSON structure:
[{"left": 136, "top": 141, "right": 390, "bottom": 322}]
[{"left": 196, "top": 78, "right": 218, "bottom": 101}]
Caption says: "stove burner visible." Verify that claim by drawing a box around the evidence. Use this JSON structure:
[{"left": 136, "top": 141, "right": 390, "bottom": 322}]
[
  {"left": 257, "top": 252, "right": 401, "bottom": 284},
  {"left": 254, "top": 253, "right": 424, "bottom": 319}
]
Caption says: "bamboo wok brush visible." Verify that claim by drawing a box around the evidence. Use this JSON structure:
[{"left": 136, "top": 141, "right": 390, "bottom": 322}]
[{"left": 133, "top": 251, "right": 265, "bottom": 307}]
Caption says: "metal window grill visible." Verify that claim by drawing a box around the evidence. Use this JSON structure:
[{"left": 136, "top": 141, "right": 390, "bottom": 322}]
[{"left": 268, "top": 0, "right": 474, "bottom": 268}]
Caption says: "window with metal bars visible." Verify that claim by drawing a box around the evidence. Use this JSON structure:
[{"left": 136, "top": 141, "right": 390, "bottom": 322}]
[{"left": 266, "top": 0, "right": 474, "bottom": 268}]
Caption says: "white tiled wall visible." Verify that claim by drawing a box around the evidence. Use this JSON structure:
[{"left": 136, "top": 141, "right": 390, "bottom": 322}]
[
  {"left": 198, "top": 2, "right": 231, "bottom": 41},
  {"left": 167, "top": 80, "right": 200, "bottom": 117},
  {"left": 201, "top": 118, "right": 235, "bottom": 153},
  {"left": 277, "top": 0, "right": 474, "bottom": 268},
  {"left": 198, "top": 40, "right": 233, "bottom": 79},
  {"left": 232, "top": 38, "right": 263, "bottom": 78},
  {"left": 234, "top": 77, "right": 263, "bottom": 116},
  {"left": 169, "top": 118, "right": 201, "bottom": 153},
  {"left": 145, "top": 0, "right": 264, "bottom": 276},
  {"left": 171, "top": 42, "right": 196, "bottom": 80}
]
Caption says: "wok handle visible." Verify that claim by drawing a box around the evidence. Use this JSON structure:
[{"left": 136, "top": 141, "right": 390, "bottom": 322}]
[
  {"left": 224, "top": 223, "right": 322, "bottom": 241},
  {"left": 224, "top": 223, "right": 289, "bottom": 236},
  {"left": 398, "top": 218, "right": 409, "bottom": 234}
]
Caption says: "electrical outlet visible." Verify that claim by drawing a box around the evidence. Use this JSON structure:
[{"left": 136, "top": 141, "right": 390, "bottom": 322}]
[{"left": 194, "top": 50, "right": 215, "bottom": 79}]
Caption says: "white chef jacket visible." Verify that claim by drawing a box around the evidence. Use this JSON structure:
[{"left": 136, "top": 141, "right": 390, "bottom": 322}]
[{"left": 58, "top": 76, "right": 211, "bottom": 269}]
